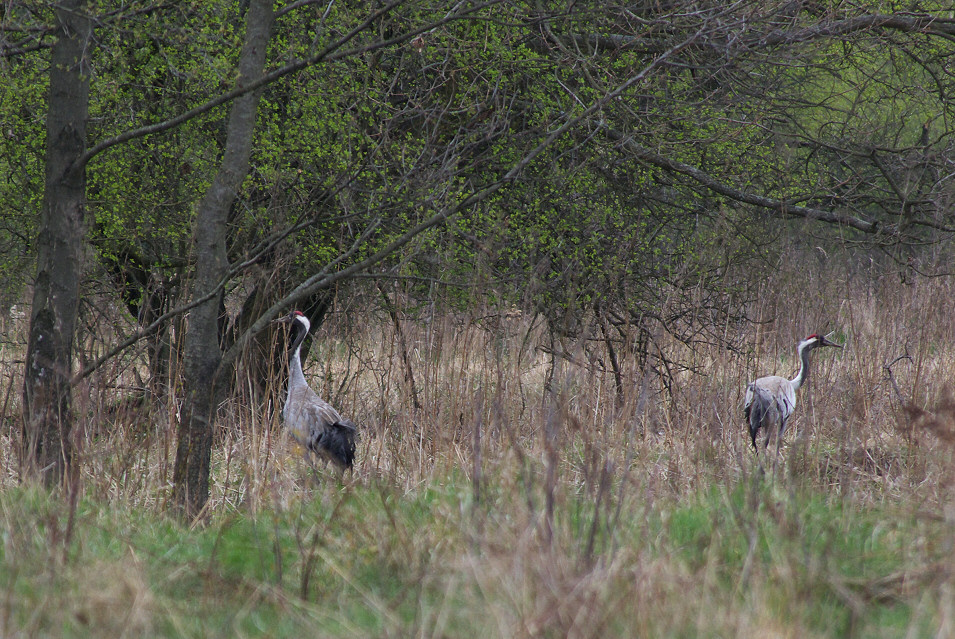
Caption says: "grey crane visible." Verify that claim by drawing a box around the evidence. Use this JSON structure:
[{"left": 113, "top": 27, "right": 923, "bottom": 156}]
[
  {"left": 275, "top": 310, "right": 357, "bottom": 469},
  {"left": 744, "top": 333, "right": 841, "bottom": 454}
]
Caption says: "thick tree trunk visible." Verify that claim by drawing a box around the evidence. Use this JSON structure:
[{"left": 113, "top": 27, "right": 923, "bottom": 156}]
[
  {"left": 172, "top": 0, "right": 273, "bottom": 518},
  {"left": 21, "top": 0, "right": 91, "bottom": 486}
]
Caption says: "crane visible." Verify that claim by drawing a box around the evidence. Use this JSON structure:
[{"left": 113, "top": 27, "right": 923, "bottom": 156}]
[
  {"left": 275, "top": 310, "right": 357, "bottom": 470},
  {"left": 744, "top": 333, "right": 841, "bottom": 454}
]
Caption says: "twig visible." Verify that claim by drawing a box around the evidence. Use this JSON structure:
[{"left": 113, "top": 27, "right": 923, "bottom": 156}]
[
  {"left": 377, "top": 282, "right": 422, "bottom": 411},
  {"left": 883, "top": 351, "right": 912, "bottom": 404}
]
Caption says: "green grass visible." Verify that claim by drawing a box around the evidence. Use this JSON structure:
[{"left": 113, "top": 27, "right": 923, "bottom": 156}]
[
  {"left": 0, "top": 467, "right": 948, "bottom": 638},
  {"left": 657, "top": 482, "right": 939, "bottom": 637},
  {"left": 3, "top": 249, "right": 955, "bottom": 636}
]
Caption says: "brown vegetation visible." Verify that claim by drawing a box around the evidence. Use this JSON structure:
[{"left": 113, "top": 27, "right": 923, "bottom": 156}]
[{"left": 1, "top": 245, "right": 954, "bottom": 636}]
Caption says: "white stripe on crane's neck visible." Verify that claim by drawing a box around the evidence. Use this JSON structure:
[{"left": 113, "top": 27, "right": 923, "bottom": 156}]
[
  {"left": 287, "top": 315, "right": 310, "bottom": 394},
  {"left": 789, "top": 337, "right": 817, "bottom": 391}
]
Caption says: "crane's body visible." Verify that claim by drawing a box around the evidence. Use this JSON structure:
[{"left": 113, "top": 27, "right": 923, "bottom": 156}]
[
  {"left": 744, "top": 333, "right": 841, "bottom": 453},
  {"left": 277, "top": 310, "right": 356, "bottom": 469}
]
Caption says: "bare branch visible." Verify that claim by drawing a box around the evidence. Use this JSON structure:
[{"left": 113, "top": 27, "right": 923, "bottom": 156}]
[
  {"left": 70, "top": 206, "right": 328, "bottom": 385},
  {"left": 755, "top": 13, "right": 955, "bottom": 48},
  {"left": 218, "top": 21, "right": 708, "bottom": 370},
  {"left": 75, "top": 0, "right": 505, "bottom": 171},
  {"left": 884, "top": 351, "right": 913, "bottom": 404},
  {"left": 554, "top": 12, "right": 955, "bottom": 55},
  {"left": 598, "top": 125, "right": 883, "bottom": 234}
]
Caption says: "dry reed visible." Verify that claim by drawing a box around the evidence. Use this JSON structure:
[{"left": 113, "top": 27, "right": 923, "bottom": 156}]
[{"left": 1, "top": 247, "right": 954, "bottom": 636}]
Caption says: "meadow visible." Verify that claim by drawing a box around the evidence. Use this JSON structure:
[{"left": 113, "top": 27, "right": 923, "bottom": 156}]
[{"left": 1, "top": 247, "right": 954, "bottom": 638}]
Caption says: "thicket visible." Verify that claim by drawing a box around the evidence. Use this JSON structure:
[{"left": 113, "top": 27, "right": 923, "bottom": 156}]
[
  {"left": 2, "top": 243, "right": 955, "bottom": 637},
  {"left": 4, "top": 1, "right": 951, "bottom": 385},
  {"left": 1, "top": 1, "right": 955, "bottom": 633}
]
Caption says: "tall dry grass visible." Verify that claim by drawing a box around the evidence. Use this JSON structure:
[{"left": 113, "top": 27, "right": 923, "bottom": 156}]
[{"left": 1, "top": 246, "right": 954, "bottom": 636}]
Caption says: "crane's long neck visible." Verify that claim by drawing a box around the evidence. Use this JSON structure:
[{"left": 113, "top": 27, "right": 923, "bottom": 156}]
[
  {"left": 790, "top": 341, "right": 814, "bottom": 391},
  {"left": 288, "top": 322, "right": 308, "bottom": 393}
]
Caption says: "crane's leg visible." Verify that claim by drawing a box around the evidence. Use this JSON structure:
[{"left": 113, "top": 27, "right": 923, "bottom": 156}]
[
  {"left": 769, "top": 417, "right": 788, "bottom": 477},
  {"left": 778, "top": 417, "right": 789, "bottom": 451},
  {"left": 751, "top": 424, "right": 768, "bottom": 475}
]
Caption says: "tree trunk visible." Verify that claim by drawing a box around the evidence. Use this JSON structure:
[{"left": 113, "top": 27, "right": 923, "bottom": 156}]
[
  {"left": 21, "top": 0, "right": 91, "bottom": 486},
  {"left": 105, "top": 250, "right": 177, "bottom": 397},
  {"left": 172, "top": 0, "right": 274, "bottom": 518}
]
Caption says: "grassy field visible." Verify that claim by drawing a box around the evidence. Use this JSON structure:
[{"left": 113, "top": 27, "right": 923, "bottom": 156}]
[{"left": 1, "top": 251, "right": 954, "bottom": 637}]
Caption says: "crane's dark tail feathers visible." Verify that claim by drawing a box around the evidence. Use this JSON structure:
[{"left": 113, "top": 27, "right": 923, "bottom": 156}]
[
  {"left": 745, "top": 383, "right": 773, "bottom": 454},
  {"left": 308, "top": 420, "right": 358, "bottom": 470}
]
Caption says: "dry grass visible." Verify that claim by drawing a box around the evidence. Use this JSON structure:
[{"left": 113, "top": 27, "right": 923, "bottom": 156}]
[{"left": 1, "top": 249, "right": 955, "bottom": 636}]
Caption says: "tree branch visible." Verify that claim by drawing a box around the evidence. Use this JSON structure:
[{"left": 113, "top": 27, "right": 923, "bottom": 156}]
[
  {"left": 555, "top": 12, "right": 955, "bottom": 55},
  {"left": 598, "top": 125, "right": 884, "bottom": 234},
  {"left": 755, "top": 13, "right": 955, "bottom": 48},
  {"left": 218, "top": 21, "right": 708, "bottom": 370},
  {"left": 74, "top": 0, "right": 505, "bottom": 171},
  {"left": 70, "top": 203, "right": 326, "bottom": 385}
]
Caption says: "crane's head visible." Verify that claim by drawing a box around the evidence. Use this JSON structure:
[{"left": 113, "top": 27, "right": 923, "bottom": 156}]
[
  {"left": 275, "top": 310, "right": 311, "bottom": 334},
  {"left": 802, "top": 333, "right": 842, "bottom": 350}
]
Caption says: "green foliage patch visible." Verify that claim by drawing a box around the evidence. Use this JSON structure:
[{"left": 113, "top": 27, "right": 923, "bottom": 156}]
[{"left": 0, "top": 469, "right": 946, "bottom": 637}]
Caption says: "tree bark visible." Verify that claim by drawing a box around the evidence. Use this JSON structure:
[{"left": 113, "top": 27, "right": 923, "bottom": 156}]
[
  {"left": 172, "top": 0, "right": 273, "bottom": 518},
  {"left": 21, "top": 0, "right": 91, "bottom": 486}
]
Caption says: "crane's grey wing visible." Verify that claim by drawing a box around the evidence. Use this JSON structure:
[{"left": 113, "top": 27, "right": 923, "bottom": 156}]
[
  {"left": 282, "top": 385, "right": 357, "bottom": 469},
  {"left": 307, "top": 417, "right": 357, "bottom": 469},
  {"left": 301, "top": 399, "right": 357, "bottom": 469},
  {"left": 776, "top": 386, "right": 796, "bottom": 436},
  {"left": 745, "top": 376, "right": 796, "bottom": 452},
  {"left": 282, "top": 385, "right": 325, "bottom": 440},
  {"left": 745, "top": 383, "right": 775, "bottom": 450},
  {"left": 743, "top": 384, "right": 756, "bottom": 419},
  {"left": 744, "top": 380, "right": 779, "bottom": 426},
  {"left": 745, "top": 376, "right": 799, "bottom": 454}
]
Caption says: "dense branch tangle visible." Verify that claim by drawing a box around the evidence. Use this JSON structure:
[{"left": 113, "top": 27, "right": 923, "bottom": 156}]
[
  {"left": 539, "top": 2, "right": 955, "bottom": 245},
  {"left": 10, "top": 0, "right": 955, "bottom": 500}
]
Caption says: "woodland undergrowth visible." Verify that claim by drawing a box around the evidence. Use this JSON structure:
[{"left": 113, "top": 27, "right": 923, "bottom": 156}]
[{"left": 0, "top": 249, "right": 953, "bottom": 637}]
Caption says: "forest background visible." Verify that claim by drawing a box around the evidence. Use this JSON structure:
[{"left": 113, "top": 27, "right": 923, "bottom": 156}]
[{"left": 2, "top": 1, "right": 955, "bottom": 636}]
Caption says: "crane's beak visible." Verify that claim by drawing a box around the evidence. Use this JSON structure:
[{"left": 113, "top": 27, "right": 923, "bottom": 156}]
[
  {"left": 273, "top": 312, "right": 293, "bottom": 325},
  {"left": 820, "top": 335, "right": 843, "bottom": 348}
]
